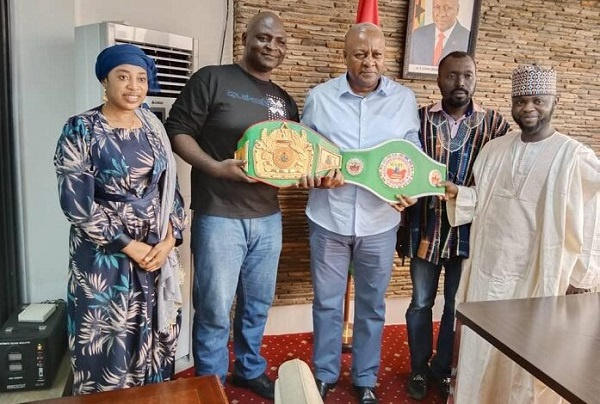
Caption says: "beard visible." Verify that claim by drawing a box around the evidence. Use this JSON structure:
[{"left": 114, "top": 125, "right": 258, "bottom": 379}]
[
  {"left": 513, "top": 105, "right": 555, "bottom": 135},
  {"left": 443, "top": 89, "right": 472, "bottom": 108}
]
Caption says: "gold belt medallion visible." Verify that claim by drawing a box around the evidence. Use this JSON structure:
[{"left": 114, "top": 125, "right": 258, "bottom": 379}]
[{"left": 235, "top": 121, "right": 342, "bottom": 187}]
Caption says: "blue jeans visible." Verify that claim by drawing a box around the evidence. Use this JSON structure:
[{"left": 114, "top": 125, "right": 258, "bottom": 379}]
[
  {"left": 309, "top": 221, "right": 398, "bottom": 387},
  {"left": 405, "top": 256, "right": 462, "bottom": 378},
  {"left": 191, "top": 213, "right": 282, "bottom": 382}
]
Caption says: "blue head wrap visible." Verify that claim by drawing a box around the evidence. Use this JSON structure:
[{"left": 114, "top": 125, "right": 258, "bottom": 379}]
[{"left": 95, "top": 44, "right": 160, "bottom": 92}]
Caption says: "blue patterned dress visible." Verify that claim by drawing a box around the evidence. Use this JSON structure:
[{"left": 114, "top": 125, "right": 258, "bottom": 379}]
[{"left": 54, "top": 107, "right": 186, "bottom": 394}]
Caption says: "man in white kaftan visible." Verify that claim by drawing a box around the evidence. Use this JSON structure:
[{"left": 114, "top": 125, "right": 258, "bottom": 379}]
[{"left": 442, "top": 64, "right": 599, "bottom": 404}]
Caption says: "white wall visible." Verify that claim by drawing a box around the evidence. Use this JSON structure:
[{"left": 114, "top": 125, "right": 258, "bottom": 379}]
[
  {"left": 11, "top": 0, "right": 233, "bottom": 303},
  {"left": 11, "top": 0, "right": 76, "bottom": 303},
  {"left": 74, "top": 0, "right": 233, "bottom": 66}
]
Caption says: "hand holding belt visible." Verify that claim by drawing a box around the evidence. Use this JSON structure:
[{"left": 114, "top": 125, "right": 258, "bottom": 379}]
[
  {"left": 235, "top": 120, "right": 341, "bottom": 186},
  {"left": 235, "top": 120, "right": 447, "bottom": 201}
]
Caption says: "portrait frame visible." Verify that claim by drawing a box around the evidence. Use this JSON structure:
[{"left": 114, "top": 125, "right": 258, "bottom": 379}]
[{"left": 402, "top": 0, "right": 482, "bottom": 80}]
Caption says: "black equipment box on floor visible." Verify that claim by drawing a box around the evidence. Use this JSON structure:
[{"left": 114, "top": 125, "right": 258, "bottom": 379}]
[{"left": 0, "top": 302, "right": 67, "bottom": 392}]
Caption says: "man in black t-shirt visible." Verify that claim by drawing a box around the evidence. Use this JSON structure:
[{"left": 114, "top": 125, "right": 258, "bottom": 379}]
[{"left": 165, "top": 12, "right": 298, "bottom": 400}]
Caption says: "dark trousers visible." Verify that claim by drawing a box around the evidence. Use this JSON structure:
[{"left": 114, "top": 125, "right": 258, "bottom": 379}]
[{"left": 405, "top": 256, "right": 462, "bottom": 378}]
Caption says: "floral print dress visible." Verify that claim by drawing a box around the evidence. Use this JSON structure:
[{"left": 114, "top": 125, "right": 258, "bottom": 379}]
[{"left": 54, "top": 107, "right": 186, "bottom": 394}]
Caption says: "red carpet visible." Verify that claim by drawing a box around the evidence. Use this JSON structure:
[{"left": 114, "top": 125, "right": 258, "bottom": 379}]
[{"left": 176, "top": 324, "right": 445, "bottom": 403}]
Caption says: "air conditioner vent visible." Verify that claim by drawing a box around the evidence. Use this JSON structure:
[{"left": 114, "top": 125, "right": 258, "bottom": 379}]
[{"left": 115, "top": 39, "right": 193, "bottom": 98}]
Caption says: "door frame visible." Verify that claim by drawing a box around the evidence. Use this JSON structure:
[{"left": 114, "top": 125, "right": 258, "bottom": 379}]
[{"left": 0, "top": 0, "right": 22, "bottom": 324}]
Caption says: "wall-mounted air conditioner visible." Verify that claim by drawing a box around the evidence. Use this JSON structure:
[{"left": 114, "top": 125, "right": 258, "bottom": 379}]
[{"left": 75, "top": 22, "right": 199, "bottom": 120}]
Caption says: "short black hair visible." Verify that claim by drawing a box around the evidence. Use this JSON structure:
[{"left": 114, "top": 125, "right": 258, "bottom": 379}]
[{"left": 438, "top": 51, "right": 476, "bottom": 73}]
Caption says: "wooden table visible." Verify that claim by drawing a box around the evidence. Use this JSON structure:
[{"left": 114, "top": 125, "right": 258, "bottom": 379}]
[
  {"left": 455, "top": 293, "right": 600, "bottom": 404},
  {"left": 33, "top": 375, "right": 228, "bottom": 404}
]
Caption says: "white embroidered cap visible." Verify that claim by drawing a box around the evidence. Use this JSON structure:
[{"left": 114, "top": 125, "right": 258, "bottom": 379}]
[{"left": 511, "top": 64, "right": 557, "bottom": 97}]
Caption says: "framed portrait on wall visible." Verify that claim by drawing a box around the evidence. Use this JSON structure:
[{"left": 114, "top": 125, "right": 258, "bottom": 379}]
[{"left": 402, "top": 0, "right": 482, "bottom": 80}]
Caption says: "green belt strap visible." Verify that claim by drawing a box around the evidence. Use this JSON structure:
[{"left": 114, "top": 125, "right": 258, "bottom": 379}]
[
  {"left": 235, "top": 120, "right": 446, "bottom": 200},
  {"left": 341, "top": 139, "right": 446, "bottom": 201}
]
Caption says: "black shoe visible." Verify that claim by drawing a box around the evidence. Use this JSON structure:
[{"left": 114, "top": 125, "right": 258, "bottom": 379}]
[
  {"left": 353, "top": 385, "right": 378, "bottom": 404},
  {"left": 231, "top": 372, "right": 275, "bottom": 400},
  {"left": 315, "top": 378, "right": 336, "bottom": 400},
  {"left": 406, "top": 371, "right": 429, "bottom": 400},
  {"left": 436, "top": 376, "right": 451, "bottom": 399}
]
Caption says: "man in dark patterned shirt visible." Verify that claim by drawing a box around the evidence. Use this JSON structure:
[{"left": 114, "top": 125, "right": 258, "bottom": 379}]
[{"left": 398, "top": 51, "right": 509, "bottom": 401}]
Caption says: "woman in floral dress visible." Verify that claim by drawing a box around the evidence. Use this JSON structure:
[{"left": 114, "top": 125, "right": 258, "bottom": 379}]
[{"left": 54, "top": 44, "right": 186, "bottom": 394}]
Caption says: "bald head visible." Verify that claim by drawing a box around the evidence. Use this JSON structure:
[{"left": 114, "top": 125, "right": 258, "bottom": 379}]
[
  {"left": 344, "top": 23, "right": 385, "bottom": 54},
  {"left": 246, "top": 11, "right": 283, "bottom": 34},
  {"left": 241, "top": 11, "right": 287, "bottom": 80},
  {"left": 343, "top": 23, "right": 386, "bottom": 96},
  {"left": 433, "top": 0, "right": 460, "bottom": 32}
]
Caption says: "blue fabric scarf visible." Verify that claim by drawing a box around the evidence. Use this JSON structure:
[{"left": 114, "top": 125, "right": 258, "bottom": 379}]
[{"left": 95, "top": 44, "right": 160, "bottom": 92}]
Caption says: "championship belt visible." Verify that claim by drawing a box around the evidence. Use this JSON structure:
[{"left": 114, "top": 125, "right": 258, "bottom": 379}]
[
  {"left": 235, "top": 120, "right": 342, "bottom": 187},
  {"left": 235, "top": 121, "right": 447, "bottom": 200}
]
